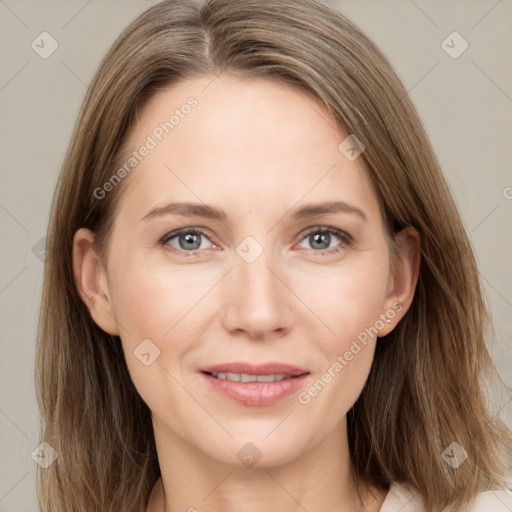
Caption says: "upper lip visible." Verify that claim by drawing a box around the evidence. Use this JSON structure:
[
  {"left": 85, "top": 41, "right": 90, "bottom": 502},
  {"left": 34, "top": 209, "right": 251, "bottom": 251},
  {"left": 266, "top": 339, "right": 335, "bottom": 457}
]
[{"left": 201, "top": 362, "right": 309, "bottom": 376}]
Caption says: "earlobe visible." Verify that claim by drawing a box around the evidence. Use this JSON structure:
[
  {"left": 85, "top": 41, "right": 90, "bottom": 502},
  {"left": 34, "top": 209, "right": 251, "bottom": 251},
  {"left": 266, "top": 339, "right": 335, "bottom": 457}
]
[
  {"left": 378, "top": 226, "right": 421, "bottom": 336},
  {"left": 72, "top": 228, "right": 120, "bottom": 335}
]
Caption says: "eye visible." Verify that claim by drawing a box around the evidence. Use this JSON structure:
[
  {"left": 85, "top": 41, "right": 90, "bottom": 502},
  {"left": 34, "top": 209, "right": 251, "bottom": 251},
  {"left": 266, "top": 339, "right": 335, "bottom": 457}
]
[
  {"left": 160, "top": 228, "right": 215, "bottom": 256},
  {"left": 159, "top": 226, "right": 353, "bottom": 258},
  {"left": 297, "top": 226, "right": 352, "bottom": 255}
]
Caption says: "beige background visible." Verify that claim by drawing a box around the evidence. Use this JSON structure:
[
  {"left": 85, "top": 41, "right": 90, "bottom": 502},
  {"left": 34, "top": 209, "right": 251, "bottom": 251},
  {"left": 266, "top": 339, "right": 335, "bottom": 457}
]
[{"left": 1, "top": 0, "right": 511, "bottom": 510}]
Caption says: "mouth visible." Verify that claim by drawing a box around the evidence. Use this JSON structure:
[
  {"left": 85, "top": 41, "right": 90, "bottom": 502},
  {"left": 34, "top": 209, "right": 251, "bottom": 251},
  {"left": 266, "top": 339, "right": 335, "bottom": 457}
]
[
  {"left": 199, "top": 362, "right": 310, "bottom": 406},
  {"left": 200, "top": 361, "right": 309, "bottom": 377},
  {"left": 202, "top": 371, "right": 307, "bottom": 382}
]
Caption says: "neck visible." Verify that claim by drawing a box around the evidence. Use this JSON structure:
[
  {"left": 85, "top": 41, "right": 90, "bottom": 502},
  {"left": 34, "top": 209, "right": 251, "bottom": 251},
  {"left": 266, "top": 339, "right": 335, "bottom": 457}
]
[{"left": 146, "top": 416, "right": 387, "bottom": 512}]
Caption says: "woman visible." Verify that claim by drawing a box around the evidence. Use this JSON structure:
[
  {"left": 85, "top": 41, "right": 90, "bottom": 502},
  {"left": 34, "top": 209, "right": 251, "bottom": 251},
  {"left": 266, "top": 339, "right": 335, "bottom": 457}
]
[{"left": 35, "top": 0, "right": 512, "bottom": 511}]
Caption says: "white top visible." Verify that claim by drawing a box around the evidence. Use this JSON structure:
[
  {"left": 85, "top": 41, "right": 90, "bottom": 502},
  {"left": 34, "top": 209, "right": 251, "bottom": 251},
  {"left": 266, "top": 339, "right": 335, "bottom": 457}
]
[{"left": 379, "top": 482, "right": 512, "bottom": 511}]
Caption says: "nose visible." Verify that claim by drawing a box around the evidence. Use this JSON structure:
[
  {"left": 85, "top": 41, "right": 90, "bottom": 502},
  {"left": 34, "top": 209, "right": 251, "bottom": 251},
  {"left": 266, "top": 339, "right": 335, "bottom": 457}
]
[{"left": 220, "top": 244, "right": 295, "bottom": 340}]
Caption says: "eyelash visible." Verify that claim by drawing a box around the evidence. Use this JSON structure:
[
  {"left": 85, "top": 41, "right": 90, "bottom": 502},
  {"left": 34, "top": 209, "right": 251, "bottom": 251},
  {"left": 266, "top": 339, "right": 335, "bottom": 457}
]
[{"left": 159, "top": 226, "right": 353, "bottom": 258}]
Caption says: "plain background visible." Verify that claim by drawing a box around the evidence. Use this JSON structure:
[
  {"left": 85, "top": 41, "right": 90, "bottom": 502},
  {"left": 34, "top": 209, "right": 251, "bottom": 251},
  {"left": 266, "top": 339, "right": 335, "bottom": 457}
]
[{"left": 1, "top": 0, "right": 511, "bottom": 510}]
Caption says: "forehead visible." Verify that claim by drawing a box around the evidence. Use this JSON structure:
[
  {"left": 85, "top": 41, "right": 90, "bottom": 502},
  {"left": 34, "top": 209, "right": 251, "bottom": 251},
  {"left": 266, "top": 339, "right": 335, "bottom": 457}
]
[{"left": 115, "top": 74, "right": 381, "bottom": 226}]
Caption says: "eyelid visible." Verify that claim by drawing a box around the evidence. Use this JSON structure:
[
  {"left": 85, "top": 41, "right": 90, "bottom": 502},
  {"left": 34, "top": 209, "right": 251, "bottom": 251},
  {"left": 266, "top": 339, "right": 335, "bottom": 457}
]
[
  {"left": 160, "top": 227, "right": 214, "bottom": 245},
  {"left": 160, "top": 227, "right": 218, "bottom": 256},
  {"left": 159, "top": 225, "right": 352, "bottom": 256},
  {"left": 295, "top": 225, "right": 352, "bottom": 254},
  {"left": 299, "top": 225, "right": 353, "bottom": 242}
]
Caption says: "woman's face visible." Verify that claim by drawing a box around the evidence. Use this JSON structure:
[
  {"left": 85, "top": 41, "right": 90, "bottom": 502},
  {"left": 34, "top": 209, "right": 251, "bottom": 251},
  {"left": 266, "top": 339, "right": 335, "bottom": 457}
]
[{"left": 76, "top": 74, "right": 417, "bottom": 468}]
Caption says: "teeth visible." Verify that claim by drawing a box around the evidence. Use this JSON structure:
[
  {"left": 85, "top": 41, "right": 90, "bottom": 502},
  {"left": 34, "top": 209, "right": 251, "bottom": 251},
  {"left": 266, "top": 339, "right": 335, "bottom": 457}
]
[{"left": 211, "top": 372, "right": 289, "bottom": 382}]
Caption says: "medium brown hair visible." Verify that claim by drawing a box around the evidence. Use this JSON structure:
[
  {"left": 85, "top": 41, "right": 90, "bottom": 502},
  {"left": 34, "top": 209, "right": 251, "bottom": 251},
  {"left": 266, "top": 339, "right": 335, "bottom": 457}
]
[{"left": 35, "top": 0, "right": 512, "bottom": 510}]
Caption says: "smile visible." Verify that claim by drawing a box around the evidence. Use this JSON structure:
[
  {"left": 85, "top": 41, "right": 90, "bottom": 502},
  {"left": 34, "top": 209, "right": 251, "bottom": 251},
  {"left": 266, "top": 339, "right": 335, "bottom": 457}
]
[
  {"left": 200, "top": 371, "right": 310, "bottom": 406},
  {"left": 207, "top": 372, "right": 290, "bottom": 382}
]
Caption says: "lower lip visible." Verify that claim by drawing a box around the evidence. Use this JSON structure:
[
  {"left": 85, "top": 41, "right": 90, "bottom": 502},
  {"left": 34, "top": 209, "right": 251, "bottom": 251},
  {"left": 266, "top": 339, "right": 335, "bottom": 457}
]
[{"left": 200, "top": 372, "right": 310, "bottom": 406}]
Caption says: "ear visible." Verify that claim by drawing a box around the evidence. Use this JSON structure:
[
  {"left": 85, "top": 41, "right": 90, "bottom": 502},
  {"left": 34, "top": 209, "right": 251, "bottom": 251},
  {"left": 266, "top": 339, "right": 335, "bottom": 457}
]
[
  {"left": 72, "top": 228, "right": 120, "bottom": 335},
  {"left": 378, "top": 226, "right": 421, "bottom": 337}
]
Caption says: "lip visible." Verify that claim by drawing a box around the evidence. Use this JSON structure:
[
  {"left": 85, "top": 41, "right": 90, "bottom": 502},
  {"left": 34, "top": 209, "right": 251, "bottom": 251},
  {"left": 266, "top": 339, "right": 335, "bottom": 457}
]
[{"left": 199, "top": 362, "right": 310, "bottom": 407}]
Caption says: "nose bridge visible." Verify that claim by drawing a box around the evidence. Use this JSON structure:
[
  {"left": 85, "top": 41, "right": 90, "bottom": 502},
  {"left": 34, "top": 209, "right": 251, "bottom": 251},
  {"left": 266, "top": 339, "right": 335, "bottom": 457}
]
[{"left": 221, "top": 236, "right": 292, "bottom": 337}]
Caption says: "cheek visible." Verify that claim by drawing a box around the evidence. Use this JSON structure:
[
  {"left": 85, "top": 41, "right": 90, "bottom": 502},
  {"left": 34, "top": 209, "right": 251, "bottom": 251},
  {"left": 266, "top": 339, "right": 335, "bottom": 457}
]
[
  {"left": 292, "top": 252, "right": 389, "bottom": 346},
  {"left": 333, "top": 268, "right": 387, "bottom": 343},
  {"left": 292, "top": 254, "right": 388, "bottom": 407},
  {"left": 108, "top": 253, "right": 218, "bottom": 382},
  {"left": 111, "top": 241, "right": 389, "bottom": 360},
  {"left": 110, "top": 252, "right": 208, "bottom": 340},
  {"left": 109, "top": 260, "right": 196, "bottom": 411}
]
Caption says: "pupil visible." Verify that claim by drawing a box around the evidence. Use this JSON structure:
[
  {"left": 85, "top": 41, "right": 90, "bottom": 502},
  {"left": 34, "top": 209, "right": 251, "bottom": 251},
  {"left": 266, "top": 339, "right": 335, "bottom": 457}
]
[
  {"left": 181, "top": 233, "right": 200, "bottom": 250},
  {"left": 312, "top": 232, "right": 329, "bottom": 250}
]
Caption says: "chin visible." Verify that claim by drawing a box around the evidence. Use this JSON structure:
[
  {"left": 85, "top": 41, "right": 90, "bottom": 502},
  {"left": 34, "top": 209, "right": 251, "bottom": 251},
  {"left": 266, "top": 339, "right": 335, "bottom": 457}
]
[{"left": 201, "top": 430, "right": 312, "bottom": 469}]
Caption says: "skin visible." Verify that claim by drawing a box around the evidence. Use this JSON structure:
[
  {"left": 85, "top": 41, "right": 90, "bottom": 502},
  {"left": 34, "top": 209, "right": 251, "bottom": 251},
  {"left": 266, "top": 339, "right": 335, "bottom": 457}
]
[{"left": 73, "top": 75, "right": 420, "bottom": 512}]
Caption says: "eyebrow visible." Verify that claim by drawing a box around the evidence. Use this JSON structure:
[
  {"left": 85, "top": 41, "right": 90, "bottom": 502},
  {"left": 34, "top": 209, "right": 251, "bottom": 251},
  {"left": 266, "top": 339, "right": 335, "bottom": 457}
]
[{"left": 140, "top": 200, "right": 368, "bottom": 223}]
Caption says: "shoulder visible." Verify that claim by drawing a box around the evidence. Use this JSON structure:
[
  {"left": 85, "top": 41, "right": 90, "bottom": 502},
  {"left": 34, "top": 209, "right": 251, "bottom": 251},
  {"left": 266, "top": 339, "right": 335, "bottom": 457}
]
[{"left": 379, "top": 482, "right": 512, "bottom": 512}]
